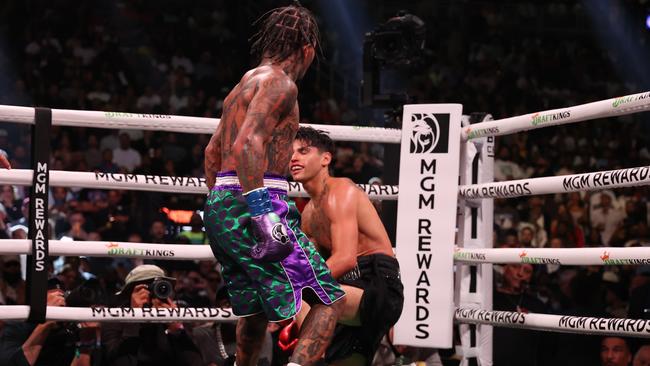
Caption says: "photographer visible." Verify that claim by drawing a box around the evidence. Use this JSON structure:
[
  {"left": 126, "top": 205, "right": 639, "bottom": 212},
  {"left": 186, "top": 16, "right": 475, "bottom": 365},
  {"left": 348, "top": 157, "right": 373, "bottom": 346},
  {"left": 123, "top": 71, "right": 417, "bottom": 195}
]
[
  {"left": 0, "top": 280, "right": 95, "bottom": 366},
  {"left": 102, "top": 264, "right": 203, "bottom": 366}
]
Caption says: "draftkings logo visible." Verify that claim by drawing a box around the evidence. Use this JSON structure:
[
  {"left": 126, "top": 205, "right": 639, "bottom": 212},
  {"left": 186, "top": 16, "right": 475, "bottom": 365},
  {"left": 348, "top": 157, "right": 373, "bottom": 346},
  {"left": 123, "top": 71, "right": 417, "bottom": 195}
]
[
  {"left": 105, "top": 243, "right": 175, "bottom": 258},
  {"left": 518, "top": 250, "right": 561, "bottom": 265},
  {"left": 409, "top": 113, "right": 449, "bottom": 154},
  {"left": 600, "top": 250, "right": 650, "bottom": 265},
  {"left": 612, "top": 92, "right": 650, "bottom": 108}
]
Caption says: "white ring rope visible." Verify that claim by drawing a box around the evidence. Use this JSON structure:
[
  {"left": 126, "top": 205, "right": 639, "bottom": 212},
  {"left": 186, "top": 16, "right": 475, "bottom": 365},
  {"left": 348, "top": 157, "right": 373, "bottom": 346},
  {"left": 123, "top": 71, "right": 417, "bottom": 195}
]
[
  {"left": 462, "top": 91, "right": 650, "bottom": 140},
  {"left": 4, "top": 239, "right": 649, "bottom": 266},
  {"left": 0, "top": 169, "right": 399, "bottom": 200},
  {"left": 0, "top": 240, "right": 215, "bottom": 260},
  {"left": 455, "top": 307, "right": 650, "bottom": 338},
  {"left": 3, "top": 91, "right": 649, "bottom": 143},
  {"left": 3, "top": 303, "right": 648, "bottom": 339},
  {"left": 460, "top": 165, "right": 650, "bottom": 200},
  {"left": 0, "top": 105, "right": 401, "bottom": 143},
  {"left": 454, "top": 247, "right": 650, "bottom": 266},
  {"left": 0, "top": 305, "right": 238, "bottom": 322}
]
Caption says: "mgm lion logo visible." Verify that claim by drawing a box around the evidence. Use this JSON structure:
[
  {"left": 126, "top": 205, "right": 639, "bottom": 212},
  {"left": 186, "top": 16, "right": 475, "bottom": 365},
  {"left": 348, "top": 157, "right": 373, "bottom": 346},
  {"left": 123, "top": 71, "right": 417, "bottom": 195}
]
[{"left": 409, "top": 113, "right": 449, "bottom": 153}]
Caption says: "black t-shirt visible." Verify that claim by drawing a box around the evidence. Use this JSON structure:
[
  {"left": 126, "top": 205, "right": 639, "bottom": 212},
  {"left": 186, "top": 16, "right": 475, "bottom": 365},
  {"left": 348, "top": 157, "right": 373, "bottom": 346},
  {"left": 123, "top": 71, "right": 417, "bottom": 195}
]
[
  {"left": 0, "top": 322, "right": 74, "bottom": 366},
  {"left": 3, "top": 199, "right": 23, "bottom": 223},
  {"left": 493, "top": 290, "right": 552, "bottom": 366}
]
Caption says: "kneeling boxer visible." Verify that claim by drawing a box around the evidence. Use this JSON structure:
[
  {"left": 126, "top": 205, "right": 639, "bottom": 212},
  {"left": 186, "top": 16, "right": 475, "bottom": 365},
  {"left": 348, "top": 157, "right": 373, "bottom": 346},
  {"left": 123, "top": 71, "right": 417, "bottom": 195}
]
[{"left": 290, "top": 127, "right": 404, "bottom": 366}]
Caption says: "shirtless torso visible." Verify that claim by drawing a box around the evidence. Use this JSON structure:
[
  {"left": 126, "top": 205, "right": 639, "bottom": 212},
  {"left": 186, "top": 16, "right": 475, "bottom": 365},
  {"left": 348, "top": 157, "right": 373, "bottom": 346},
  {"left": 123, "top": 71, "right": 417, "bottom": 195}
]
[
  {"left": 301, "top": 177, "right": 393, "bottom": 260},
  {"left": 204, "top": 65, "right": 299, "bottom": 189}
]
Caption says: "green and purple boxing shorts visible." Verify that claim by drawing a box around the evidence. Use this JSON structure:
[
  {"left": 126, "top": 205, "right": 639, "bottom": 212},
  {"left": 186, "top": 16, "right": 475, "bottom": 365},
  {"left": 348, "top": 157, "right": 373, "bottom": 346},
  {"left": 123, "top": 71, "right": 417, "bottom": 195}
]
[{"left": 205, "top": 171, "right": 345, "bottom": 321}]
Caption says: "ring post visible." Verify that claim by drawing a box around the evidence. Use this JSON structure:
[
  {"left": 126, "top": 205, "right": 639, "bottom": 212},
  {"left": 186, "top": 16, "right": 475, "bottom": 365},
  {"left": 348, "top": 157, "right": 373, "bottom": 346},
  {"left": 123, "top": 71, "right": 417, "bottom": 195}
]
[
  {"left": 456, "top": 113, "right": 495, "bottom": 366},
  {"left": 393, "top": 104, "right": 462, "bottom": 348}
]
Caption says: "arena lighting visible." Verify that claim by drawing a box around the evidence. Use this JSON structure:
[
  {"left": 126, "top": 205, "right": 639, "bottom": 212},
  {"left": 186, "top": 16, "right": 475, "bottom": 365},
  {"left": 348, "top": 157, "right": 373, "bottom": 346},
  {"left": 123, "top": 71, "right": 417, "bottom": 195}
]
[
  {"left": 646, "top": 14, "right": 650, "bottom": 29},
  {"left": 161, "top": 207, "right": 195, "bottom": 224}
]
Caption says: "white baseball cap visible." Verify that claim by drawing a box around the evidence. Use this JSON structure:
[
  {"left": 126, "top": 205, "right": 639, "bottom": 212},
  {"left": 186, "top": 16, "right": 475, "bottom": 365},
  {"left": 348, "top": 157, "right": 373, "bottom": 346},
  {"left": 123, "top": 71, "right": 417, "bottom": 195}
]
[{"left": 115, "top": 264, "right": 175, "bottom": 295}]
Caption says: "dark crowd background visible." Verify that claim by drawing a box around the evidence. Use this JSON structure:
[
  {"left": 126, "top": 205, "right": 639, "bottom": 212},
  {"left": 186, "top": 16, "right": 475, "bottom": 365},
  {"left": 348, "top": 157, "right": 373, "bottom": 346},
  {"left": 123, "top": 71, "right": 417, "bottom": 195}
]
[{"left": 0, "top": 1, "right": 649, "bottom": 365}]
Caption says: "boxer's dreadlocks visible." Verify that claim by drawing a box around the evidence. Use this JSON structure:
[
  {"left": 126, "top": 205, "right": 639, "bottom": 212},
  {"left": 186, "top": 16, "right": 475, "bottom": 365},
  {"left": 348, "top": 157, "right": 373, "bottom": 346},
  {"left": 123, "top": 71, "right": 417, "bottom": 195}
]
[{"left": 250, "top": 1, "right": 320, "bottom": 62}]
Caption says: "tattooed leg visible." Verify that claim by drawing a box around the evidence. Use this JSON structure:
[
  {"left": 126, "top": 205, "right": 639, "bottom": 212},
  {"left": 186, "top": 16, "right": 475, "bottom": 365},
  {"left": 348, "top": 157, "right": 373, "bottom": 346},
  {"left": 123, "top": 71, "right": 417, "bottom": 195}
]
[
  {"left": 236, "top": 313, "right": 268, "bottom": 366},
  {"left": 290, "top": 301, "right": 343, "bottom": 366}
]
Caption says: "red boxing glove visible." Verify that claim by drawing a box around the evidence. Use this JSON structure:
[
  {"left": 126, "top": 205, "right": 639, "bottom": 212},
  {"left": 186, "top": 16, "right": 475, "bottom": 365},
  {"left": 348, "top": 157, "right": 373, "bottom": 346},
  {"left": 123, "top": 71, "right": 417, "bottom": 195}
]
[{"left": 277, "top": 320, "right": 299, "bottom": 352}]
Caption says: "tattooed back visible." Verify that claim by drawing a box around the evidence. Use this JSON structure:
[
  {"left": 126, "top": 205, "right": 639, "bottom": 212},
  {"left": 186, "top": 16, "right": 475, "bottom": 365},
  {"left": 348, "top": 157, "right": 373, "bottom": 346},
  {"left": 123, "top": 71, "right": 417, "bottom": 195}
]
[{"left": 216, "top": 65, "right": 299, "bottom": 176}]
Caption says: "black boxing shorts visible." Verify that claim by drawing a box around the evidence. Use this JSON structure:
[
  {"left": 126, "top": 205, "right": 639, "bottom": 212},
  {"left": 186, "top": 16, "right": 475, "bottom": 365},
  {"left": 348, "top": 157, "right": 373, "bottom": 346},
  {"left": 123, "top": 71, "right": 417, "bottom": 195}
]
[{"left": 324, "top": 254, "right": 404, "bottom": 365}]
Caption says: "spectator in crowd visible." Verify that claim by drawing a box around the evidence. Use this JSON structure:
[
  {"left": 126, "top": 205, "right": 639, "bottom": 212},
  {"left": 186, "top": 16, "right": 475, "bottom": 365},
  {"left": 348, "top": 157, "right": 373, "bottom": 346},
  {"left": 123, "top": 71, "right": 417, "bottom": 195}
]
[
  {"left": 0, "top": 148, "right": 10, "bottom": 169},
  {"left": 493, "top": 261, "right": 551, "bottom": 366},
  {"left": 628, "top": 276, "right": 650, "bottom": 321},
  {"left": 148, "top": 220, "right": 170, "bottom": 244},
  {"left": 518, "top": 223, "right": 537, "bottom": 248},
  {"left": 10, "top": 225, "right": 27, "bottom": 240},
  {"left": 57, "top": 263, "right": 81, "bottom": 291},
  {"left": 136, "top": 87, "right": 162, "bottom": 113},
  {"left": 96, "top": 190, "right": 131, "bottom": 241},
  {"left": 102, "top": 264, "right": 203, "bottom": 366},
  {"left": 0, "top": 256, "right": 25, "bottom": 305},
  {"left": 179, "top": 213, "right": 207, "bottom": 245},
  {"left": 0, "top": 279, "right": 96, "bottom": 366},
  {"left": 601, "top": 337, "right": 632, "bottom": 366},
  {"left": 603, "top": 271, "right": 629, "bottom": 318},
  {"left": 0, "top": 203, "right": 9, "bottom": 239},
  {"left": 174, "top": 268, "right": 211, "bottom": 308},
  {"left": 60, "top": 211, "right": 89, "bottom": 240},
  {"left": 1, "top": 185, "right": 22, "bottom": 222},
  {"left": 634, "top": 345, "right": 650, "bottom": 366},
  {"left": 494, "top": 146, "right": 531, "bottom": 182},
  {"left": 10, "top": 198, "right": 29, "bottom": 229},
  {"left": 97, "top": 149, "right": 120, "bottom": 174},
  {"left": 113, "top": 133, "right": 142, "bottom": 173},
  {"left": 100, "top": 130, "right": 120, "bottom": 153},
  {"left": 591, "top": 192, "right": 626, "bottom": 246},
  {"left": 84, "top": 135, "right": 102, "bottom": 171}
]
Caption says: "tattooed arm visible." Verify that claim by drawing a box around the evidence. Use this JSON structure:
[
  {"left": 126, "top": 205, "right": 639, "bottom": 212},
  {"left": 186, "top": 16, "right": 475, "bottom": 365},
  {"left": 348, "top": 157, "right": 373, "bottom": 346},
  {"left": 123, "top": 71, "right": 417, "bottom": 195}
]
[
  {"left": 325, "top": 182, "right": 359, "bottom": 279},
  {"left": 204, "top": 122, "right": 224, "bottom": 190},
  {"left": 232, "top": 74, "right": 298, "bottom": 191}
]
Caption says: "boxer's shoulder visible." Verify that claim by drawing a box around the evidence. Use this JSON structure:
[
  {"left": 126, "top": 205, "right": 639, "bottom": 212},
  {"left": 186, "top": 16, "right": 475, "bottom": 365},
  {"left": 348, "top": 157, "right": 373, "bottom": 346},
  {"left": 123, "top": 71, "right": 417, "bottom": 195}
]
[
  {"left": 326, "top": 177, "right": 361, "bottom": 199},
  {"left": 243, "top": 65, "right": 296, "bottom": 92},
  {"left": 321, "top": 178, "right": 360, "bottom": 217}
]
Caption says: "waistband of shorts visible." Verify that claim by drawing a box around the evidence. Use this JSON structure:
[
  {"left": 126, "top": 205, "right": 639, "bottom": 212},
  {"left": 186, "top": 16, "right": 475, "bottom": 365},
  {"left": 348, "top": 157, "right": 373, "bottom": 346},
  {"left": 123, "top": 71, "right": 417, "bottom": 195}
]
[
  {"left": 213, "top": 171, "right": 288, "bottom": 195},
  {"left": 340, "top": 254, "right": 400, "bottom": 282}
]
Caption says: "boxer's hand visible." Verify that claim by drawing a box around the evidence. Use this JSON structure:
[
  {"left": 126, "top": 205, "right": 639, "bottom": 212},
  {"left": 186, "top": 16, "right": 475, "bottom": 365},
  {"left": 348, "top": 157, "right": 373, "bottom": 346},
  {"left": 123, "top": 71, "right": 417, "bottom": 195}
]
[
  {"left": 244, "top": 187, "right": 293, "bottom": 262},
  {"left": 249, "top": 212, "right": 293, "bottom": 261}
]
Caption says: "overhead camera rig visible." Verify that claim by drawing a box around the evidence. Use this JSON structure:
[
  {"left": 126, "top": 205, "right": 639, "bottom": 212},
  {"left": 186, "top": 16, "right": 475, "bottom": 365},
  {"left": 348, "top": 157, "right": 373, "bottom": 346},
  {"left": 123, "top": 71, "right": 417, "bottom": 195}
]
[{"left": 361, "top": 10, "right": 427, "bottom": 110}]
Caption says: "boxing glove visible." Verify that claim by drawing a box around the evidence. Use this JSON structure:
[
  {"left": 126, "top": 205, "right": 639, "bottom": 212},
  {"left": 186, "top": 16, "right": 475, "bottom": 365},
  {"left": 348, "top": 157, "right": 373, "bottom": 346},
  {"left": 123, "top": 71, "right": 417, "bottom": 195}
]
[
  {"left": 277, "top": 320, "right": 299, "bottom": 352},
  {"left": 244, "top": 187, "right": 293, "bottom": 262}
]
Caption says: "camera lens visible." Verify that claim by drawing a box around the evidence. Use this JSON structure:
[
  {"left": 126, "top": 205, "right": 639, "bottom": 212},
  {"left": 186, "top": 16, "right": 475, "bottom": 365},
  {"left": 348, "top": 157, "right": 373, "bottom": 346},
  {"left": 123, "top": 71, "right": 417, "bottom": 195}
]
[{"left": 149, "top": 279, "right": 173, "bottom": 300}]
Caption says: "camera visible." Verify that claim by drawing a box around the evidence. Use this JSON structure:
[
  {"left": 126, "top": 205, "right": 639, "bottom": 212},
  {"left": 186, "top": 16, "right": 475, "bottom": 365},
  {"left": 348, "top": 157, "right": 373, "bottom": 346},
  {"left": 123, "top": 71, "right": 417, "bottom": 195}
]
[
  {"left": 65, "top": 278, "right": 104, "bottom": 307},
  {"left": 361, "top": 10, "right": 427, "bottom": 108},
  {"left": 366, "top": 11, "right": 426, "bottom": 68},
  {"left": 148, "top": 278, "right": 174, "bottom": 300},
  {"left": 45, "top": 279, "right": 103, "bottom": 348}
]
